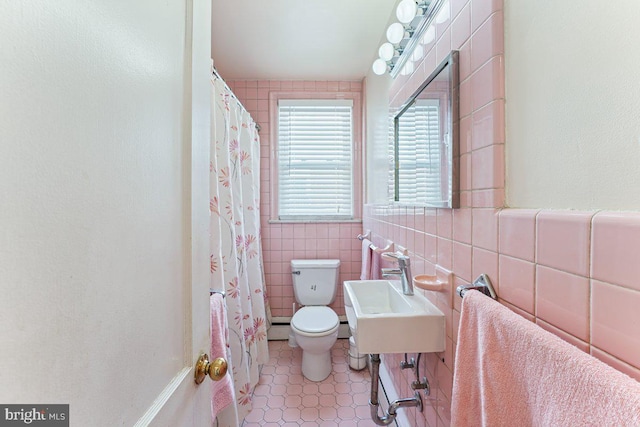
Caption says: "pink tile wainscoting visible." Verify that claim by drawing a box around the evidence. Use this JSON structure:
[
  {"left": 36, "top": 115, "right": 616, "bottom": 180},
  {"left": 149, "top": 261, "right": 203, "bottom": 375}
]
[
  {"left": 536, "top": 210, "right": 593, "bottom": 277},
  {"left": 498, "top": 254, "right": 535, "bottom": 314},
  {"left": 498, "top": 209, "right": 536, "bottom": 261},
  {"left": 591, "top": 212, "right": 640, "bottom": 291},
  {"left": 591, "top": 280, "right": 640, "bottom": 369},
  {"left": 365, "top": 203, "right": 640, "bottom": 426},
  {"left": 536, "top": 265, "right": 590, "bottom": 341}
]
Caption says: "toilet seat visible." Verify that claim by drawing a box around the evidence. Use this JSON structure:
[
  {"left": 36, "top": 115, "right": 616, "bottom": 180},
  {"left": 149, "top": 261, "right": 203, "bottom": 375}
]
[{"left": 291, "top": 306, "right": 339, "bottom": 337}]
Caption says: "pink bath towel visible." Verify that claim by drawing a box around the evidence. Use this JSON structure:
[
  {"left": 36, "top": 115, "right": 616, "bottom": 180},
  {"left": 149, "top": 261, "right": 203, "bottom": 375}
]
[
  {"left": 452, "top": 290, "right": 640, "bottom": 427},
  {"left": 360, "top": 238, "right": 373, "bottom": 280},
  {"left": 210, "top": 293, "right": 234, "bottom": 419}
]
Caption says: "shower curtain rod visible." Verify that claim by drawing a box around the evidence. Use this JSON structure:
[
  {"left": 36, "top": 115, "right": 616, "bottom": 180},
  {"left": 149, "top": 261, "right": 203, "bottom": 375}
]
[{"left": 212, "top": 66, "right": 261, "bottom": 132}]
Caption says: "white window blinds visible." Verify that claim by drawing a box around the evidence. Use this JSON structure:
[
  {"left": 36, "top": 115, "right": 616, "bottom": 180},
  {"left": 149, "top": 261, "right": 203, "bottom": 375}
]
[
  {"left": 395, "top": 99, "right": 442, "bottom": 204},
  {"left": 277, "top": 99, "right": 354, "bottom": 220}
]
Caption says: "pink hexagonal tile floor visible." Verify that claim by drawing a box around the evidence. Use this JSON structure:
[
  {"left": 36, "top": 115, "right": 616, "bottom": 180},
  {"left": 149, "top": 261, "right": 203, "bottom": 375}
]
[{"left": 242, "top": 339, "right": 379, "bottom": 426}]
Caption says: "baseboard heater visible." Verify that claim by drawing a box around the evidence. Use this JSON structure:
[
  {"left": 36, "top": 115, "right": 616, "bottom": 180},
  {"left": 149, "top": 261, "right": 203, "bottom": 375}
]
[{"left": 267, "top": 316, "right": 351, "bottom": 341}]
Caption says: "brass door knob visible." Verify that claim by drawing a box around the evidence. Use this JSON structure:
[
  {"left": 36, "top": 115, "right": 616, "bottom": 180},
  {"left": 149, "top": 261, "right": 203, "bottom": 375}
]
[{"left": 194, "top": 353, "right": 228, "bottom": 384}]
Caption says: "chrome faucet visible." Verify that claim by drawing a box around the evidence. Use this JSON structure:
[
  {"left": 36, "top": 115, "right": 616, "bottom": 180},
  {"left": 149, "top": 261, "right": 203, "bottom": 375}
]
[{"left": 381, "top": 252, "right": 413, "bottom": 296}]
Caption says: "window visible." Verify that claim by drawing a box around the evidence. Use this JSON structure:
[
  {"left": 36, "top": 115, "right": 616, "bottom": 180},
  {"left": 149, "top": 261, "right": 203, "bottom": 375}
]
[{"left": 277, "top": 99, "right": 354, "bottom": 220}]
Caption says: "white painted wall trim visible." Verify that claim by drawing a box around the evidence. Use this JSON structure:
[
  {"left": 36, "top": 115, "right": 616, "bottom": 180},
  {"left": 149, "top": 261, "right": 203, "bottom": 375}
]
[{"left": 133, "top": 368, "right": 192, "bottom": 426}]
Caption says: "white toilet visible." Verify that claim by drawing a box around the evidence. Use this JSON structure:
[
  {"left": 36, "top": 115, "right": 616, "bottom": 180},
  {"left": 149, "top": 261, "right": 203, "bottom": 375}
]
[{"left": 290, "top": 259, "right": 340, "bottom": 381}]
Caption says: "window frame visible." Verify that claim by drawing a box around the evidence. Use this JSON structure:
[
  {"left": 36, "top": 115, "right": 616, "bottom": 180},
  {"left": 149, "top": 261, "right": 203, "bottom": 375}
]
[{"left": 269, "top": 91, "right": 362, "bottom": 223}]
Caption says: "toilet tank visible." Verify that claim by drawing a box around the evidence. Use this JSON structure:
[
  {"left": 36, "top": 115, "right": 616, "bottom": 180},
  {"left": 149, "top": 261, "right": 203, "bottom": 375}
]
[{"left": 291, "top": 259, "right": 340, "bottom": 306}]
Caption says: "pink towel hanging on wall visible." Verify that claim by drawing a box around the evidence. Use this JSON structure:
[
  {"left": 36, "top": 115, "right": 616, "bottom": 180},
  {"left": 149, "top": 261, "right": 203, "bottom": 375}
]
[
  {"left": 451, "top": 290, "right": 640, "bottom": 426},
  {"left": 360, "top": 238, "right": 373, "bottom": 280},
  {"left": 210, "top": 293, "right": 234, "bottom": 419}
]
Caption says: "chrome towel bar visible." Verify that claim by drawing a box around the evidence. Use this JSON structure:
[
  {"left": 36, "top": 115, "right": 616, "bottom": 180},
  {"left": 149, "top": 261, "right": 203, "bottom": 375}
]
[
  {"left": 370, "top": 240, "right": 393, "bottom": 254},
  {"left": 356, "top": 230, "right": 371, "bottom": 241},
  {"left": 210, "top": 289, "right": 226, "bottom": 298},
  {"left": 456, "top": 274, "right": 497, "bottom": 300}
]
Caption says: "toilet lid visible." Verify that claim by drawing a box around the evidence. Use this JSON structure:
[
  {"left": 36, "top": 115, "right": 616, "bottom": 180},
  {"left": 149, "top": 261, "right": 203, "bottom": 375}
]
[{"left": 291, "top": 307, "right": 339, "bottom": 333}]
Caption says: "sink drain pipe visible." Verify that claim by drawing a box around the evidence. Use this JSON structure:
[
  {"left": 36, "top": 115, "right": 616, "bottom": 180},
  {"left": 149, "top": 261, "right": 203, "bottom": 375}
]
[{"left": 369, "top": 354, "right": 423, "bottom": 426}]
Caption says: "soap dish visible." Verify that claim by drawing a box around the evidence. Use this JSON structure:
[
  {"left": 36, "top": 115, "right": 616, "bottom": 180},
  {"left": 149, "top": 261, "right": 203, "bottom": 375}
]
[
  {"left": 412, "top": 265, "right": 453, "bottom": 292},
  {"left": 412, "top": 275, "right": 446, "bottom": 291}
]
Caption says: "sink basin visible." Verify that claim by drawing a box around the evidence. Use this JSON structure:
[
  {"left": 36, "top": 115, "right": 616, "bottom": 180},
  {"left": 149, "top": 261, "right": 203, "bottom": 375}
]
[{"left": 344, "top": 280, "right": 445, "bottom": 354}]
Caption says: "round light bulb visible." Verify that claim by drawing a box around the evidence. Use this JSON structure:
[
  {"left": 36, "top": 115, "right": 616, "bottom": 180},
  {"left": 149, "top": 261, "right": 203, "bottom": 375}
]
[
  {"left": 396, "top": 0, "right": 418, "bottom": 24},
  {"left": 435, "top": 5, "right": 450, "bottom": 23},
  {"left": 402, "top": 61, "right": 415, "bottom": 76},
  {"left": 386, "top": 22, "right": 405, "bottom": 44},
  {"left": 422, "top": 26, "right": 435, "bottom": 45},
  {"left": 372, "top": 58, "right": 387, "bottom": 75},
  {"left": 412, "top": 47, "right": 424, "bottom": 62},
  {"left": 378, "top": 43, "right": 395, "bottom": 62}
]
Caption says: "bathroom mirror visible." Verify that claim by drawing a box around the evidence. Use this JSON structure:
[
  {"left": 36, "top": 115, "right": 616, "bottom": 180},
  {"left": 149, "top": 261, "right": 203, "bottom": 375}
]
[{"left": 394, "top": 50, "right": 459, "bottom": 208}]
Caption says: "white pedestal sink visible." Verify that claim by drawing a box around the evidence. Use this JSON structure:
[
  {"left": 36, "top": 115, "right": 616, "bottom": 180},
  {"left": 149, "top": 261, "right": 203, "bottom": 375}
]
[{"left": 344, "top": 280, "right": 445, "bottom": 354}]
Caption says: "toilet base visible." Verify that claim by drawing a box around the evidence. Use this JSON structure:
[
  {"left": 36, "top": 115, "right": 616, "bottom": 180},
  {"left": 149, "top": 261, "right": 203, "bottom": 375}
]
[
  {"left": 301, "top": 350, "right": 333, "bottom": 382},
  {"left": 292, "top": 328, "right": 339, "bottom": 381}
]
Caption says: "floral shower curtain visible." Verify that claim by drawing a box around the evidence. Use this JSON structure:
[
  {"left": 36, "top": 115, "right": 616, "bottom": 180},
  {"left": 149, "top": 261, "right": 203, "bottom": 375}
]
[{"left": 210, "top": 73, "right": 270, "bottom": 426}]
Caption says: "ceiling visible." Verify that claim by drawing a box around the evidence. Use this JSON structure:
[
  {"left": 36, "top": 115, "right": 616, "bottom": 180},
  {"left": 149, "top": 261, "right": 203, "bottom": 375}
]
[{"left": 211, "top": 0, "right": 397, "bottom": 81}]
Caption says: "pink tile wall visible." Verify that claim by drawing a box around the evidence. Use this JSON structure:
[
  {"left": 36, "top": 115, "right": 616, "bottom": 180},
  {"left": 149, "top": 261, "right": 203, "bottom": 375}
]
[
  {"left": 365, "top": 0, "right": 640, "bottom": 426},
  {"left": 227, "top": 79, "right": 364, "bottom": 317}
]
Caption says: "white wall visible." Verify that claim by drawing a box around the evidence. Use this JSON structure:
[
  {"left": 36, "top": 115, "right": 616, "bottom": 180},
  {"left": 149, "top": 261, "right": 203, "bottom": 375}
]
[
  {"left": 504, "top": 0, "right": 640, "bottom": 210},
  {"left": 0, "top": 1, "right": 206, "bottom": 424},
  {"left": 365, "top": 71, "right": 394, "bottom": 204}
]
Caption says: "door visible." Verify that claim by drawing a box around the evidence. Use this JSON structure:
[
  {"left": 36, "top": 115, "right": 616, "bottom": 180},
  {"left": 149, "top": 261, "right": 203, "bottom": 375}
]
[
  {"left": 135, "top": 0, "right": 214, "bottom": 424},
  {"left": 0, "top": 0, "right": 214, "bottom": 425}
]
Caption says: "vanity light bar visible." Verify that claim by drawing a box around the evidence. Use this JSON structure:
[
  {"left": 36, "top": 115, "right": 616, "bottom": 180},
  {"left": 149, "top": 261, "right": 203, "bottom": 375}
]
[{"left": 372, "top": 0, "right": 445, "bottom": 77}]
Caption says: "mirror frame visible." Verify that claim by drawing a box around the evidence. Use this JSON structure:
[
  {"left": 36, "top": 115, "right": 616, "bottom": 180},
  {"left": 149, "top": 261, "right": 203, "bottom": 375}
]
[{"left": 393, "top": 50, "right": 460, "bottom": 208}]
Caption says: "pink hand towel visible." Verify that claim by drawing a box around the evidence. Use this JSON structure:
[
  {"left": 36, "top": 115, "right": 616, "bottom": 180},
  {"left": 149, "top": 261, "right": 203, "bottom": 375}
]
[
  {"left": 360, "top": 238, "right": 373, "bottom": 280},
  {"left": 452, "top": 290, "right": 640, "bottom": 427},
  {"left": 210, "top": 293, "right": 234, "bottom": 419},
  {"left": 371, "top": 247, "right": 381, "bottom": 280}
]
